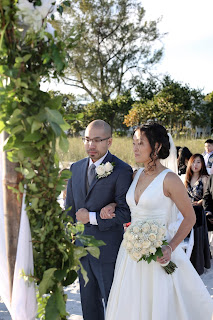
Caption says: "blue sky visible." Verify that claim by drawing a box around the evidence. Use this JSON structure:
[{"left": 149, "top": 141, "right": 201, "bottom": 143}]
[{"left": 143, "top": 0, "right": 213, "bottom": 95}]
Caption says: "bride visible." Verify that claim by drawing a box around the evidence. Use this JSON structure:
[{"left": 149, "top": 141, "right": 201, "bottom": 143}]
[{"left": 101, "top": 123, "right": 213, "bottom": 320}]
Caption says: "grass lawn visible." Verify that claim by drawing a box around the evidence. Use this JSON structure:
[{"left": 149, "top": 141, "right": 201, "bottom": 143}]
[{"left": 58, "top": 136, "right": 207, "bottom": 168}]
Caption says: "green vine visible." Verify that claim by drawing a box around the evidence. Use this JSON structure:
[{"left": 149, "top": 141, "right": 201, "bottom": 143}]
[{"left": 0, "top": 1, "right": 104, "bottom": 318}]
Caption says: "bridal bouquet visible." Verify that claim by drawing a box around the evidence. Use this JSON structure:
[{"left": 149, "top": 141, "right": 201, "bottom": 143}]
[{"left": 122, "top": 220, "right": 177, "bottom": 274}]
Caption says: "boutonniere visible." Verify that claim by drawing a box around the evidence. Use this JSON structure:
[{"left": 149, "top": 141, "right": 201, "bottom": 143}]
[{"left": 96, "top": 162, "right": 115, "bottom": 179}]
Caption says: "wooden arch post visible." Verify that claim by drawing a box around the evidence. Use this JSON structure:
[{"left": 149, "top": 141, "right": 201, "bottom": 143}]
[{"left": 1, "top": 131, "right": 23, "bottom": 303}]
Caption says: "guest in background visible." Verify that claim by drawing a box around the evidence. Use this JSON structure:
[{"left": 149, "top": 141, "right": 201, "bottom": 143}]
[
  {"left": 184, "top": 154, "right": 211, "bottom": 275},
  {"left": 177, "top": 147, "right": 192, "bottom": 176},
  {"left": 203, "top": 174, "right": 213, "bottom": 232},
  {"left": 176, "top": 146, "right": 181, "bottom": 158},
  {"left": 203, "top": 139, "right": 213, "bottom": 174}
]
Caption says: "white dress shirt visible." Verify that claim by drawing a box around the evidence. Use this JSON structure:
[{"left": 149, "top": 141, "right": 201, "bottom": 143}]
[
  {"left": 204, "top": 151, "right": 213, "bottom": 174},
  {"left": 88, "top": 152, "right": 108, "bottom": 225}
]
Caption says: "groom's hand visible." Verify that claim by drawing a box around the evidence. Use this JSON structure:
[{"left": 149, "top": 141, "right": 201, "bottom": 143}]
[{"left": 76, "top": 208, "right": 90, "bottom": 224}]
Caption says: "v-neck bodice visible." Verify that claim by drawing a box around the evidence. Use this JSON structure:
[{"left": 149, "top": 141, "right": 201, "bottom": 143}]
[{"left": 126, "top": 168, "right": 173, "bottom": 225}]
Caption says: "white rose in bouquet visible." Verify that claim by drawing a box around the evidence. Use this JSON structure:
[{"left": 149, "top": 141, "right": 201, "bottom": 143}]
[
  {"left": 151, "top": 224, "right": 159, "bottom": 233},
  {"left": 158, "top": 226, "right": 166, "bottom": 236},
  {"left": 142, "top": 240, "right": 151, "bottom": 249},
  {"left": 148, "top": 233, "right": 157, "bottom": 241},
  {"left": 138, "top": 232, "right": 144, "bottom": 240},
  {"left": 141, "top": 248, "right": 149, "bottom": 255},
  {"left": 96, "top": 165, "right": 105, "bottom": 176},
  {"left": 105, "top": 162, "right": 113, "bottom": 172},
  {"left": 126, "top": 241, "right": 133, "bottom": 249},
  {"left": 156, "top": 233, "right": 163, "bottom": 240},
  {"left": 128, "top": 233, "right": 135, "bottom": 241},
  {"left": 142, "top": 223, "right": 150, "bottom": 233},
  {"left": 132, "top": 251, "right": 142, "bottom": 261},
  {"left": 134, "top": 241, "right": 143, "bottom": 249},
  {"left": 133, "top": 226, "right": 140, "bottom": 233},
  {"left": 149, "top": 246, "right": 157, "bottom": 254},
  {"left": 155, "top": 240, "right": 163, "bottom": 247}
]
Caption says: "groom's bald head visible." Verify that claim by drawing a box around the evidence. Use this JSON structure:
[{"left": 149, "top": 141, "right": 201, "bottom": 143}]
[{"left": 86, "top": 120, "right": 112, "bottom": 137}]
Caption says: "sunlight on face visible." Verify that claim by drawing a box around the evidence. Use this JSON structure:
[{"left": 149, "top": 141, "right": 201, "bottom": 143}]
[{"left": 133, "top": 130, "right": 152, "bottom": 164}]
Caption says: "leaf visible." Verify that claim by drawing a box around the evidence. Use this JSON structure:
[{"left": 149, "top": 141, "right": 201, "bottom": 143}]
[
  {"left": 31, "top": 198, "right": 39, "bottom": 209},
  {"left": 31, "top": 121, "right": 42, "bottom": 133},
  {"left": 0, "top": 120, "right": 5, "bottom": 132},
  {"left": 45, "top": 293, "right": 60, "bottom": 320},
  {"left": 63, "top": 1, "right": 71, "bottom": 7},
  {"left": 46, "top": 96, "right": 62, "bottom": 110},
  {"left": 60, "top": 121, "right": 70, "bottom": 131},
  {"left": 59, "top": 135, "right": 69, "bottom": 152},
  {"left": 79, "top": 260, "right": 89, "bottom": 285},
  {"left": 62, "top": 270, "right": 77, "bottom": 286},
  {"left": 25, "top": 169, "right": 36, "bottom": 179},
  {"left": 45, "top": 287, "right": 67, "bottom": 319},
  {"left": 23, "top": 54, "right": 32, "bottom": 62},
  {"left": 45, "top": 107, "right": 64, "bottom": 125},
  {"left": 18, "top": 182, "right": 24, "bottom": 193},
  {"left": 86, "top": 246, "right": 100, "bottom": 259},
  {"left": 73, "top": 246, "right": 88, "bottom": 261},
  {"left": 49, "top": 121, "right": 62, "bottom": 136},
  {"left": 76, "top": 234, "right": 106, "bottom": 247},
  {"left": 11, "top": 125, "right": 23, "bottom": 134},
  {"left": 54, "top": 268, "right": 67, "bottom": 282},
  {"left": 23, "top": 132, "right": 42, "bottom": 142},
  {"left": 60, "top": 170, "right": 72, "bottom": 180},
  {"left": 39, "top": 268, "right": 57, "bottom": 296},
  {"left": 7, "top": 109, "right": 22, "bottom": 125}
]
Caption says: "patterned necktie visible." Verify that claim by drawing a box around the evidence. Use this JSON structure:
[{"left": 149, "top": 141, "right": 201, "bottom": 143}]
[{"left": 87, "top": 163, "right": 96, "bottom": 187}]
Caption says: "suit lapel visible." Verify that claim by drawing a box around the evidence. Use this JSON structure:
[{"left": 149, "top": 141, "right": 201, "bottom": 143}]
[
  {"left": 81, "top": 158, "right": 89, "bottom": 198},
  {"left": 86, "top": 152, "right": 113, "bottom": 198}
]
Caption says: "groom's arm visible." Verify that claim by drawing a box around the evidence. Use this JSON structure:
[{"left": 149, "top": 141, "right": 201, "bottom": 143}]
[{"left": 96, "top": 165, "right": 132, "bottom": 231}]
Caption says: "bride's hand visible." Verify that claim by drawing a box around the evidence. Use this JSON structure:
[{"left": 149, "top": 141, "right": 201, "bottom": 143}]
[
  {"left": 100, "top": 203, "right": 116, "bottom": 219},
  {"left": 156, "top": 245, "right": 172, "bottom": 264}
]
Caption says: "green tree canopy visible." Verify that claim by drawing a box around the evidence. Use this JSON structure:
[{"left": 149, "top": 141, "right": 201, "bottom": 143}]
[
  {"left": 83, "top": 91, "right": 134, "bottom": 131},
  {"left": 55, "top": 0, "right": 163, "bottom": 101},
  {"left": 124, "top": 76, "right": 205, "bottom": 133}
]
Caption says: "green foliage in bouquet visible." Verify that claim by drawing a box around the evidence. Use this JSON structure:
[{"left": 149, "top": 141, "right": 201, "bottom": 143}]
[{"left": 0, "top": 1, "right": 104, "bottom": 318}]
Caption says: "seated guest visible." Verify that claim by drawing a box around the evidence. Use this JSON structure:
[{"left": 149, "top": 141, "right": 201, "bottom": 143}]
[
  {"left": 184, "top": 154, "right": 211, "bottom": 275},
  {"left": 203, "top": 139, "right": 213, "bottom": 174}
]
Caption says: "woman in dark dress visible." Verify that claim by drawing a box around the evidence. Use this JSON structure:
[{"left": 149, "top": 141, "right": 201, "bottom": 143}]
[
  {"left": 184, "top": 154, "right": 211, "bottom": 275},
  {"left": 177, "top": 147, "right": 192, "bottom": 176}
]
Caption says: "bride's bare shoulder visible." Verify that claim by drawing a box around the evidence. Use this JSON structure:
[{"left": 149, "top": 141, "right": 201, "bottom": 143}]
[{"left": 164, "top": 171, "right": 185, "bottom": 189}]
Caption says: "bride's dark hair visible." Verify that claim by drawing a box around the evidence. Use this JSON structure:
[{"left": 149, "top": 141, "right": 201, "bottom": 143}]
[{"left": 136, "top": 122, "right": 170, "bottom": 161}]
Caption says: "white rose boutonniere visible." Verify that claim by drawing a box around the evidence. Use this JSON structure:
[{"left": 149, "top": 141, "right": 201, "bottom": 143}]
[{"left": 96, "top": 162, "right": 114, "bottom": 179}]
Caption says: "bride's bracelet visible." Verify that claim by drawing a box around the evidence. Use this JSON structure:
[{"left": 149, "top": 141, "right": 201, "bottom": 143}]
[{"left": 167, "top": 244, "right": 173, "bottom": 254}]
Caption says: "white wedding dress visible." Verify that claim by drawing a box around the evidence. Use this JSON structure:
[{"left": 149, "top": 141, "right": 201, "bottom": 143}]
[{"left": 106, "top": 168, "right": 213, "bottom": 320}]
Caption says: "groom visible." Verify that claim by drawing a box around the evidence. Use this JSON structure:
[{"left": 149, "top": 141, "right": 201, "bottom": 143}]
[{"left": 66, "top": 120, "right": 132, "bottom": 320}]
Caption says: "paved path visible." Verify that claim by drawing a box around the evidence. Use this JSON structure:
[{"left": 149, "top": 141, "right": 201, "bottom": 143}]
[{"left": 1, "top": 261, "right": 213, "bottom": 320}]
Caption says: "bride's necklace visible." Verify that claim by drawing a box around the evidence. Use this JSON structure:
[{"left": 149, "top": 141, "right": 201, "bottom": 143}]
[{"left": 143, "top": 168, "right": 157, "bottom": 176}]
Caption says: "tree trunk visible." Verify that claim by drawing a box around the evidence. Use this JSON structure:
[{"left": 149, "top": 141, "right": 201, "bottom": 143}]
[{"left": 1, "top": 131, "right": 23, "bottom": 303}]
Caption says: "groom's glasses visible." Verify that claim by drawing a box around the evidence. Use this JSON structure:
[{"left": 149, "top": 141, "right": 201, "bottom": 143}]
[{"left": 82, "top": 137, "right": 110, "bottom": 144}]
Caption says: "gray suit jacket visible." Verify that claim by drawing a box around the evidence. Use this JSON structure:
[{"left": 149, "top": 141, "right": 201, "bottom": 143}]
[{"left": 66, "top": 151, "right": 132, "bottom": 263}]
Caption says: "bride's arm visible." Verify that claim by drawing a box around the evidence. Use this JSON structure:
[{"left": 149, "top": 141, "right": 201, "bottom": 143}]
[
  {"left": 100, "top": 203, "right": 117, "bottom": 219},
  {"left": 164, "top": 172, "right": 196, "bottom": 253}
]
